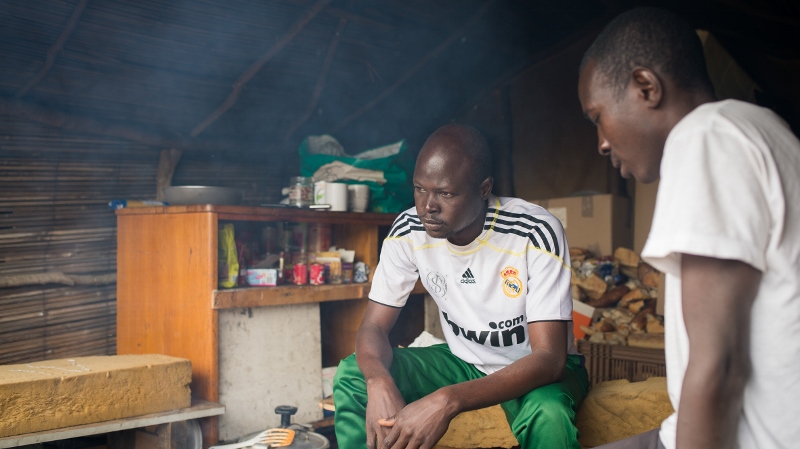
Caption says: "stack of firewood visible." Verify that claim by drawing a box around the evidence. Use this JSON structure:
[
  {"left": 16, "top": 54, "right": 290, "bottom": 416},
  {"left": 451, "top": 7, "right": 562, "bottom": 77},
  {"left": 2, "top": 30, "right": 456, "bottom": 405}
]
[{"left": 571, "top": 247, "right": 665, "bottom": 348}]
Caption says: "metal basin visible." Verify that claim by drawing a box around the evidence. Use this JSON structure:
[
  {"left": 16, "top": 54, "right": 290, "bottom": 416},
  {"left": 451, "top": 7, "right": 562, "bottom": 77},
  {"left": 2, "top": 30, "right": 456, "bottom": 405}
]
[{"left": 162, "top": 186, "right": 244, "bottom": 205}]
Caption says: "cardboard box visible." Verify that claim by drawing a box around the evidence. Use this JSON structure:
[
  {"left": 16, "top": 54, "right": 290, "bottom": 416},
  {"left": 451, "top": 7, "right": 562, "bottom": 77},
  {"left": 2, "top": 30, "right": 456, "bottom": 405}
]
[
  {"left": 531, "top": 194, "right": 632, "bottom": 257},
  {"left": 572, "top": 299, "right": 598, "bottom": 340}
]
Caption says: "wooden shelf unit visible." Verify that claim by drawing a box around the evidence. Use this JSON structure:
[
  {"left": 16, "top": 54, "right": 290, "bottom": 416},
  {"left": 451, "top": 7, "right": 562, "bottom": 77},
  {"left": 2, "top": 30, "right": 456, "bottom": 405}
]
[{"left": 115, "top": 205, "right": 401, "bottom": 445}]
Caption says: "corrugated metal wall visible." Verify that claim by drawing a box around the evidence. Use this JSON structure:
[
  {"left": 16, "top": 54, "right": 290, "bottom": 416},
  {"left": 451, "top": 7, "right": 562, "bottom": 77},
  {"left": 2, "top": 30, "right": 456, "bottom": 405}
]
[{"left": 0, "top": 116, "right": 288, "bottom": 364}]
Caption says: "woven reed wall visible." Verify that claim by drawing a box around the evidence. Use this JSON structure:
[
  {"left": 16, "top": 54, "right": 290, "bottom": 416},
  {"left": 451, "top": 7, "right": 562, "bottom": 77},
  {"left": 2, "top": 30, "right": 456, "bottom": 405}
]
[{"left": 0, "top": 116, "right": 288, "bottom": 365}]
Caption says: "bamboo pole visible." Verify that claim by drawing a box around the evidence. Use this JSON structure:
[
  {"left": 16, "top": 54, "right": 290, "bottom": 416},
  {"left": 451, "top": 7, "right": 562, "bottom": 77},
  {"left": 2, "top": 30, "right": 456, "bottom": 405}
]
[{"left": 0, "top": 272, "right": 116, "bottom": 288}]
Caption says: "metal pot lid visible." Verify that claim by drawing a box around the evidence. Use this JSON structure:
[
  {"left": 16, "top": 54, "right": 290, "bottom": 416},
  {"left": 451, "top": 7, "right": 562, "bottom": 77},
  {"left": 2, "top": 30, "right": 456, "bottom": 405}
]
[{"left": 239, "top": 428, "right": 329, "bottom": 449}]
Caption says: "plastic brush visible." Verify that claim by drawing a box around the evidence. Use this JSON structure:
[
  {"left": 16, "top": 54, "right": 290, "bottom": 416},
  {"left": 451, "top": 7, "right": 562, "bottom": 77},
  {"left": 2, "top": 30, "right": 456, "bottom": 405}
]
[
  {"left": 208, "top": 428, "right": 295, "bottom": 449},
  {"left": 262, "top": 428, "right": 295, "bottom": 447}
]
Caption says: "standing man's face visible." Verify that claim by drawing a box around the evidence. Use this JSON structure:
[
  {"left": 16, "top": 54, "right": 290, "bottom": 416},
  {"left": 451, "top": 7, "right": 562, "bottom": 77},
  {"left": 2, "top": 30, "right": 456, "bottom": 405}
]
[
  {"left": 578, "top": 59, "right": 663, "bottom": 183},
  {"left": 413, "top": 144, "right": 489, "bottom": 246}
]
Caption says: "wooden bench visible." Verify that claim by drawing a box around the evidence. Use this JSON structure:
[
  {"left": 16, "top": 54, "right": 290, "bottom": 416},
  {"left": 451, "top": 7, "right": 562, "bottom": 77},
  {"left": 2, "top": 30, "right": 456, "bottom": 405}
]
[{"left": 0, "top": 400, "right": 224, "bottom": 449}]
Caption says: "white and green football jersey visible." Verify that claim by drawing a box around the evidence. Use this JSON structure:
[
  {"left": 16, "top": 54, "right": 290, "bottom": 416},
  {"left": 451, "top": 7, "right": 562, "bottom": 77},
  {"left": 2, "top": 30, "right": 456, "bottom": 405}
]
[{"left": 370, "top": 195, "right": 578, "bottom": 374}]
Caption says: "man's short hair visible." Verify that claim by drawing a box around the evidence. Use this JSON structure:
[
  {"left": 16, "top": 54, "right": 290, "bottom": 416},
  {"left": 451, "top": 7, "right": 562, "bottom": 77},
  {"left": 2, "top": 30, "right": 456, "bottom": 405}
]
[
  {"left": 424, "top": 123, "right": 493, "bottom": 187},
  {"left": 581, "top": 7, "right": 714, "bottom": 97}
]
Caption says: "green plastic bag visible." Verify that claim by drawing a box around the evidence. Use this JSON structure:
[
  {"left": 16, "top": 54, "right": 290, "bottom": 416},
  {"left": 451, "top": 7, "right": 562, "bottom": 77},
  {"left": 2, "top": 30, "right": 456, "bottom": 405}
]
[{"left": 298, "top": 137, "right": 413, "bottom": 213}]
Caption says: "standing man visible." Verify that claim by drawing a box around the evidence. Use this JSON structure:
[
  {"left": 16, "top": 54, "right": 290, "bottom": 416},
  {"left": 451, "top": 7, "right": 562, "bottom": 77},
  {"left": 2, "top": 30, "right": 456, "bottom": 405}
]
[
  {"left": 578, "top": 7, "right": 800, "bottom": 449},
  {"left": 333, "top": 123, "right": 589, "bottom": 449}
]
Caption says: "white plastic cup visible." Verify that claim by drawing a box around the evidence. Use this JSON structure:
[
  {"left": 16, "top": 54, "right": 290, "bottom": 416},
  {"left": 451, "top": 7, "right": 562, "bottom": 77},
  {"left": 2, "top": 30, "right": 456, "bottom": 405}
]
[
  {"left": 314, "top": 181, "right": 350, "bottom": 212},
  {"left": 348, "top": 185, "right": 370, "bottom": 212}
]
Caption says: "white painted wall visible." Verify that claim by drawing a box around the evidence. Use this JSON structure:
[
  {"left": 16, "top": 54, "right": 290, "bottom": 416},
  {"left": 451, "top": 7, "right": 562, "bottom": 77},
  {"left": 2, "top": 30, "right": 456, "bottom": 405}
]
[{"left": 218, "top": 304, "right": 323, "bottom": 441}]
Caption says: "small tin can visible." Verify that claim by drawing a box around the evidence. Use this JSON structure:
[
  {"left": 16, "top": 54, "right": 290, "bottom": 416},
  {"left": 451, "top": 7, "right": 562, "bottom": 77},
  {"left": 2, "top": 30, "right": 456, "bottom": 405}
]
[
  {"left": 293, "top": 263, "right": 308, "bottom": 285},
  {"left": 309, "top": 263, "right": 325, "bottom": 285},
  {"left": 354, "top": 261, "right": 369, "bottom": 283}
]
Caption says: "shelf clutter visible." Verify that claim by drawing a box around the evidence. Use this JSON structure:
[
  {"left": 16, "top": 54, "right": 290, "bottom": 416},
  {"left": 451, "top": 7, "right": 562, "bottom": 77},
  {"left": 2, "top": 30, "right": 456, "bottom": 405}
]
[{"left": 219, "top": 221, "right": 367, "bottom": 289}]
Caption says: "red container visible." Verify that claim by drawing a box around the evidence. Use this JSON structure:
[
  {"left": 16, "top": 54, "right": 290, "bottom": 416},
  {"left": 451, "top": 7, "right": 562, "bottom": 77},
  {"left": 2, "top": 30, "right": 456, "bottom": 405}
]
[
  {"left": 308, "top": 224, "right": 332, "bottom": 252},
  {"left": 309, "top": 263, "right": 325, "bottom": 285},
  {"left": 293, "top": 263, "right": 308, "bottom": 285}
]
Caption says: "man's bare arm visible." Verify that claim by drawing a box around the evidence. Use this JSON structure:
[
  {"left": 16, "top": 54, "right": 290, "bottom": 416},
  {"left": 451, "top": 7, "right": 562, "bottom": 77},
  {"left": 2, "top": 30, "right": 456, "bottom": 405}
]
[
  {"left": 676, "top": 254, "right": 761, "bottom": 448},
  {"left": 355, "top": 300, "right": 405, "bottom": 449},
  {"left": 355, "top": 300, "right": 402, "bottom": 383}
]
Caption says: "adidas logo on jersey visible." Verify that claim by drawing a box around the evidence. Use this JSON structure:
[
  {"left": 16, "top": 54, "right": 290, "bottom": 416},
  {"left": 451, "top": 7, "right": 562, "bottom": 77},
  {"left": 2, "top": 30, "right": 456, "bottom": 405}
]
[{"left": 461, "top": 268, "right": 476, "bottom": 284}]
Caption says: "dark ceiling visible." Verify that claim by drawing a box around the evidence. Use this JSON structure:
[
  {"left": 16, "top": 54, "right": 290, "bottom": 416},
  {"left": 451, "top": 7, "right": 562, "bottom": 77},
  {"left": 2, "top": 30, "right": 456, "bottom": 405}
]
[{"left": 1, "top": 0, "right": 799, "bottom": 158}]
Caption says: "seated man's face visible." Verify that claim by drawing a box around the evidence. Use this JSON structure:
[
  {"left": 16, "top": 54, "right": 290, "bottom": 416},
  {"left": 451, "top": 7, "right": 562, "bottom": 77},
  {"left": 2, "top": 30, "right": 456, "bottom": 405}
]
[
  {"left": 578, "top": 59, "right": 663, "bottom": 183},
  {"left": 413, "top": 146, "right": 486, "bottom": 244}
]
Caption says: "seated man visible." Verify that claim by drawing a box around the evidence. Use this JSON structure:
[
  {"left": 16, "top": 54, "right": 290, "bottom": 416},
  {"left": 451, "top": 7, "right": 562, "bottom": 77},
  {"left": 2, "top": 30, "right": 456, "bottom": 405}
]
[
  {"left": 578, "top": 7, "right": 800, "bottom": 449},
  {"left": 333, "top": 123, "right": 589, "bottom": 449}
]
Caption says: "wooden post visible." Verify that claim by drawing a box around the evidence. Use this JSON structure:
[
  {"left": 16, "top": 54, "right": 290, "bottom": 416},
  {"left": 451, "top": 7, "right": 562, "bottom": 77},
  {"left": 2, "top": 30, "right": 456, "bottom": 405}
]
[{"left": 156, "top": 149, "right": 183, "bottom": 201}]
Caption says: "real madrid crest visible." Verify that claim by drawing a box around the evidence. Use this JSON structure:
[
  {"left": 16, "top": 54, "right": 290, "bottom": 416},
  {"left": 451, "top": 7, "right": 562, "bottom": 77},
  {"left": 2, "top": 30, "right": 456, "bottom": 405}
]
[{"left": 500, "top": 266, "right": 523, "bottom": 298}]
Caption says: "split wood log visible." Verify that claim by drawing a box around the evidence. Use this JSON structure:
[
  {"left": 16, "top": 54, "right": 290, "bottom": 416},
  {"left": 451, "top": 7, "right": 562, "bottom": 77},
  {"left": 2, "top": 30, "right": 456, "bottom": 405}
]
[
  {"left": 569, "top": 247, "right": 591, "bottom": 264},
  {"left": 0, "top": 272, "right": 116, "bottom": 288},
  {"left": 573, "top": 272, "right": 607, "bottom": 299},
  {"left": 631, "top": 300, "right": 657, "bottom": 331},
  {"left": 619, "top": 287, "right": 652, "bottom": 308},
  {"left": 587, "top": 285, "right": 630, "bottom": 308},
  {"left": 190, "top": 0, "right": 332, "bottom": 137},
  {"left": 613, "top": 247, "right": 640, "bottom": 267},
  {"left": 638, "top": 261, "right": 661, "bottom": 288},
  {"left": 646, "top": 314, "right": 665, "bottom": 334}
]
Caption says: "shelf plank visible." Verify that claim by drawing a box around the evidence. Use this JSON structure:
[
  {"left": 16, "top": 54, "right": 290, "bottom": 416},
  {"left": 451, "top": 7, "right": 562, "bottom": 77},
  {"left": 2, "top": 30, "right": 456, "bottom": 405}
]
[
  {"left": 213, "top": 280, "right": 427, "bottom": 309},
  {"left": 213, "top": 283, "right": 369, "bottom": 309},
  {"left": 117, "top": 204, "right": 398, "bottom": 226}
]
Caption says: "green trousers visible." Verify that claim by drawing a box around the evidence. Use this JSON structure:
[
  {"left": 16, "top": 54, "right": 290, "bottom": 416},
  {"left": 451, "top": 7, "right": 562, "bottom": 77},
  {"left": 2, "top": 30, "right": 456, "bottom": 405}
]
[{"left": 333, "top": 344, "right": 589, "bottom": 449}]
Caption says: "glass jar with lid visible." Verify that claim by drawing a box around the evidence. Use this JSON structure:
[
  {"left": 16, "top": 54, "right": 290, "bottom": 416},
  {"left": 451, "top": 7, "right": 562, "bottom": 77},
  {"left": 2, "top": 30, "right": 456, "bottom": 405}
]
[{"left": 287, "top": 176, "right": 312, "bottom": 207}]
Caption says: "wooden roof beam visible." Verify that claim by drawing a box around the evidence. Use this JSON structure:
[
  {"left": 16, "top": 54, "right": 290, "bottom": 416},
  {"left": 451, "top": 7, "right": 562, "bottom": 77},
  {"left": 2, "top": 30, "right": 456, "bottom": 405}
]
[
  {"left": 190, "top": 0, "right": 332, "bottom": 138},
  {"left": 331, "top": 1, "right": 495, "bottom": 133},
  {"left": 17, "top": 0, "right": 89, "bottom": 99},
  {"left": 326, "top": 7, "right": 393, "bottom": 32},
  {"left": 0, "top": 96, "right": 227, "bottom": 152},
  {"left": 283, "top": 18, "right": 348, "bottom": 144}
]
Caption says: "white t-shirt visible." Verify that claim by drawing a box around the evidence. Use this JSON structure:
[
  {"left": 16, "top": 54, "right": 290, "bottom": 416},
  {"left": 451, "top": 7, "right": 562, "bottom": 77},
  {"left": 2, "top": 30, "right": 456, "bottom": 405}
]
[
  {"left": 369, "top": 195, "right": 577, "bottom": 374},
  {"left": 642, "top": 100, "right": 800, "bottom": 449}
]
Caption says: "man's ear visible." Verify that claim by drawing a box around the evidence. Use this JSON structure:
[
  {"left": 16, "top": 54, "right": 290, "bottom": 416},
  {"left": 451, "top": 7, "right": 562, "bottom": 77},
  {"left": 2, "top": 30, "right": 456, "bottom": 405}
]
[
  {"left": 480, "top": 177, "right": 493, "bottom": 199},
  {"left": 631, "top": 67, "right": 663, "bottom": 108}
]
